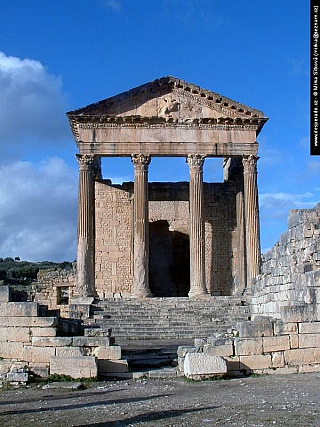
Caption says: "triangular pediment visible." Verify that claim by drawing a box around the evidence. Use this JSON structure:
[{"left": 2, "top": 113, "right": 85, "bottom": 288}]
[{"left": 67, "top": 76, "right": 266, "bottom": 122}]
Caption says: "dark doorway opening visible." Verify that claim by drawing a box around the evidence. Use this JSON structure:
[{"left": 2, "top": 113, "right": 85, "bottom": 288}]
[{"left": 149, "top": 220, "right": 190, "bottom": 297}]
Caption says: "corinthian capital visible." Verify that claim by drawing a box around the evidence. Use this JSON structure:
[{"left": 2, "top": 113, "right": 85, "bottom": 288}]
[
  {"left": 131, "top": 154, "right": 151, "bottom": 172},
  {"left": 242, "top": 155, "right": 259, "bottom": 174},
  {"left": 76, "top": 154, "right": 95, "bottom": 173},
  {"left": 186, "top": 154, "right": 205, "bottom": 172}
]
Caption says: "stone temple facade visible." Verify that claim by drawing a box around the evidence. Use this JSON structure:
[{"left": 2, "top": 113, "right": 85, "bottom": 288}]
[{"left": 67, "top": 77, "right": 268, "bottom": 300}]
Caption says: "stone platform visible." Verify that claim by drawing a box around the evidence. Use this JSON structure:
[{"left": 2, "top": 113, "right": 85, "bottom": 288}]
[{"left": 88, "top": 296, "right": 250, "bottom": 343}]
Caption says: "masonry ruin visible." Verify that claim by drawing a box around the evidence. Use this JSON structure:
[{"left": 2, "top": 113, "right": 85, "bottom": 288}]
[{"left": 67, "top": 76, "right": 268, "bottom": 300}]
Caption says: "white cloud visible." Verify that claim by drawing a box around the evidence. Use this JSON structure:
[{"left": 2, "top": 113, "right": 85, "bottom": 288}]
[
  {"left": 0, "top": 52, "right": 70, "bottom": 159},
  {"left": 0, "top": 158, "right": 78, "bottom": 262},
  {"left": 100, "top": 0, "right": 122, "bottom": 12}
]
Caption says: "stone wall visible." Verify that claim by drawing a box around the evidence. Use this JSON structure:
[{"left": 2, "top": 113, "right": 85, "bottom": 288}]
[
  {"left": 34, "top": 266, "right": 76, "bottom": 317},
  {"left": 95, "top": 180, "right": 239, "bottom": 297},
  {"left": 251, "top": 203, "right": 320, "bottom": 321},
  {"left": 178, "top": 315, "right": 320, "bottom": 377},
  {"left": 0, "top": 286, "right": 127, "bottom": 384}
]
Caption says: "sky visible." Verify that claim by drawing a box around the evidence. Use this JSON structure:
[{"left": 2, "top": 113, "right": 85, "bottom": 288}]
[{"left": 0, "top": 0, "right": 316, "bottom": 262}]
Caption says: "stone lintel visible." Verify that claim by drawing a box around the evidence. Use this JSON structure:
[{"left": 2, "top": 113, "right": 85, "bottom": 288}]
[{"left": 77, "top": 141, "right": 258, "bottom": 157}]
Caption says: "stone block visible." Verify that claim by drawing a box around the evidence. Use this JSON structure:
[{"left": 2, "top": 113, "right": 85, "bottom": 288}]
[
  {"left": 299, "top": 322, "right": 320, "bottom": 334},
  {"left": 234, "top": 338, "right": 262, "bottom": 356},
  {"left": 299, "top": 333, "right": 320, "bottom": 348},
  {"left": 0, "top": 360, "right": 13, "bottom": 375},
  {"left": 7, "top": 372, "right": 28, "bottom": 382},
  {"left": 7, "top": 327, "right": 31, "bottom": 343},
  {"left": 0, "top": 327, "right": 8, "bottom": 342},
  {"left": 21, "top": 346, "right": 56, "bottom": 363},
  {"left": 0, "top": 286, "right": 12, "bottom": 302},
  {"left": 31, "top": 337, "right": 72, "bottom": 347},
  {"left": 263, "top": 336, "right": 290, "bottom": 353},
  {"left": 284, "top": 348, "right": 316, "bottom": 365},
  {"left": 0, "top": 342, "right": 24, "bottom": 359},
  {"left": 177, "top": 346, "right": 196, "bottom": 357},
  {"left": 274, "top": 322, "right": 298, "bottom": 335},
  {"left": 29, "top": 364, "right": 50, "bottom": 378},
  {"left": 299, "top": 364, "right": 320, "bottom": 373},
  {"left": 94, "top": 346, "right": 121, "bottom": 360},
  {"left": 50, "top": 356, "right": 97, "bottom": 379},
  {"left": 239, "top": 355, "right": 272, "bottom": 371},
  {"left": 224, "top": 356, "right": 240, "bottom": 372},
  {"left": 73, "top": 336, "right": 111, "bottom": 347},
  {"left": 0, "top": 302, "right": 39, "bottom": 317},
  {"left": 184, "top": 353, "right": 227, "bottom": 379},
  {"left": 271, "top": 351, "right": 285, "bottom": 368},
  {"left": 56, "top": 347, "right": 84, "bottom": 357},
  {"left": 98, "top": 359, "right": 128, "bottom": 373},
  {"left": 30, "top": 327, "right": 57, "bottom": 337},
  {"left": 237, "top": 318, "right": 274, "bottom": 338},
  {"left": 203, "top": 343, "right": 233, "bottom": 357},
  {"left": 0, "top": 316, "right": 58, "bottom": 328},
  {"left": 290, "top": 334, "right": 299, "bottom": 349}
]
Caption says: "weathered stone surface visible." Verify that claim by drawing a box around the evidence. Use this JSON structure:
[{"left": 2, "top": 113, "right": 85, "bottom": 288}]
[
  {"left": 184, "top": 353, "right": 227, "bottom": 379},
  {"left": 237, "top": 318, "right": 274, "bottom": 338},
  {"left": 0, "top": 360, "right": 13, "bottom": 375},
  {"left": 177, "top": 346, "right": 197, "bottom": 358},
  {"left": 271, "top": 351, "right": 285, "bottom": 368},
  {"left": 21, "top": 346, "right": 56, "bottom": 363},
  {"left": 30, "top": 327, "right": 57, "bottom": 337},
  {"left": 50, "top": 356, "right": 97, "bottom": 379},
  {"left": 223, "top": 356, "right": 240, "bottom": 372},
  {"left": 0, "top": 302, "right": 39, "bottom": 317},
  {"left": 203, "top": 344, "right": 233, "bottom": 357},
  {"left": 98, "top": 359, "right": 128, "bottom": 373},
  {"left": 0, "top": 327, "right": 8, "bottom": 342},
  {"left": 0, "top": 316, "right": 58, "bottom": 328},
  {"left": 94, "top": 346, "right": 121, "bottom": 360},
  {"left": 263, "top": 336, "right": 290, "bottom": 353},
  {"left": 31, "top": 337, "right": 73, "bottom": 347},
  {"left": 274, "top": 322, "right": 298, "bottom": 335},
  {"left": 234, "top": 338, "right": 262, "bottom": 356},
  {"left": 56, "top": 347, "right": 84, "bottom": 357},
  {"left": 289, "top": 334, "right": 299, "bottom": 349},
  {"left": 7, "top": 327, "right": 31, "bottom": 343},
  {"left": 0, "top": 342, "right": 24, "bottom": 359},
  {"left": 73, "top": 336, "right": 111, "bottom": 347},
  {"left": 7, "top": 372, "right": 28, "bottom": 382},
  {"left": 284, "top": 348, "right": 320, "bottom": 365},
  {"left": 299, "top": 333, "right": 320, "bottom": 349},
  {"left": 239, "top": 354, "right": 272, "bottom": 371},
  {"left": 299, "top": 322, "right": 320, "bottom": 334},
  {"left": 0, "top": 286, "right": 12, "bottom": 302}
]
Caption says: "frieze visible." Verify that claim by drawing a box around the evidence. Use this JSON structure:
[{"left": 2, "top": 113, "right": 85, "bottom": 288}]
[{"left": 76, "top": 122, "right": 260, "bottom": 131}]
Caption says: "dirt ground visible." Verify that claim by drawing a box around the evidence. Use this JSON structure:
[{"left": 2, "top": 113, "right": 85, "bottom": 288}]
[{"left": 1, "top": 372, "right": 320, "bottom": 427}]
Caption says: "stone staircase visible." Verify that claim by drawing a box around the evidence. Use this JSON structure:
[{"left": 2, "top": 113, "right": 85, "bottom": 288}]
[{"left": 89, "top": 297, "right": 251, "bottom": 343}]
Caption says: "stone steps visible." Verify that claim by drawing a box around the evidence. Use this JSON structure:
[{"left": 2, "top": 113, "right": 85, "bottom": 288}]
[{"left": 87, "top": 297, "right": 250, "bottom": 341}]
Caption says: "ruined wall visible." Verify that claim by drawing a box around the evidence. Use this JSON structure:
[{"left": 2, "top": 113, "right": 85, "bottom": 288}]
[
  {"left": 251, "top": 203, "right": 320, "bottom": 321},
  {"left": 35, "top": 267, "right": 76, "bottom": 317},
  {"left": 95, "top": 180, "right": 239, "bottom": 297},
  {"left": 95, "top": 181, "right": 133, "bottom": 298}
]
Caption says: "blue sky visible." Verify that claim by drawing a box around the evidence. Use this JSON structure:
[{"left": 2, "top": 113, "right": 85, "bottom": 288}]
[{"left": 0, "top": 0, "right": 316, "bottom": 262}]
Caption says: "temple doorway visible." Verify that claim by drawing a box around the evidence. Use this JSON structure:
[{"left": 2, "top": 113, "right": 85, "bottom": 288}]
[{"left": 149, "top": 220, "right": 190, "bottom": 297}]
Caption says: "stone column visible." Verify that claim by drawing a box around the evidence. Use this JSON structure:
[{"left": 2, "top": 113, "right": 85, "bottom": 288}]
[
  {"left": 243, "top": 155, "right": 261, "bottom": 288},
  {"left": 131, "top": 154, "right": 152, "bottom": 298},
  {"left": 75, "top": 154, "right": 96, "bottom": 299},
  {"left": 187, "top": 154, "right": 208, "bottom": 297}
]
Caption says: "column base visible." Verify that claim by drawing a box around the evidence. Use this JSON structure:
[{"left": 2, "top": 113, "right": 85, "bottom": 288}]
[
  {"left": 188, "top": 288, "right": 209, "bottom": 299},
  {"left": 132, "top": 289, "right": 153, "bottom": 299}
]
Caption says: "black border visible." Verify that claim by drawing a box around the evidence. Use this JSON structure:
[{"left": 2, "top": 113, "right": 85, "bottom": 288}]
[{"left": 311, "top": 1, "right": 320, "bottom": 155}]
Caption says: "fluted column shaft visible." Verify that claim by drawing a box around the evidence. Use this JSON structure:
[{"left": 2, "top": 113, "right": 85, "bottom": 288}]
[
  {"left": 187, "top": 154, "right": 208, "bottom": 297},
  {"left": 243, "top": 155, "right": 261, "bottom": 287},
  {"left": 76, "top": 154, "right": 97, "bottom": 298},
  {"left": 131, "top": 154, "right": 152, "bottom": 298}
]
